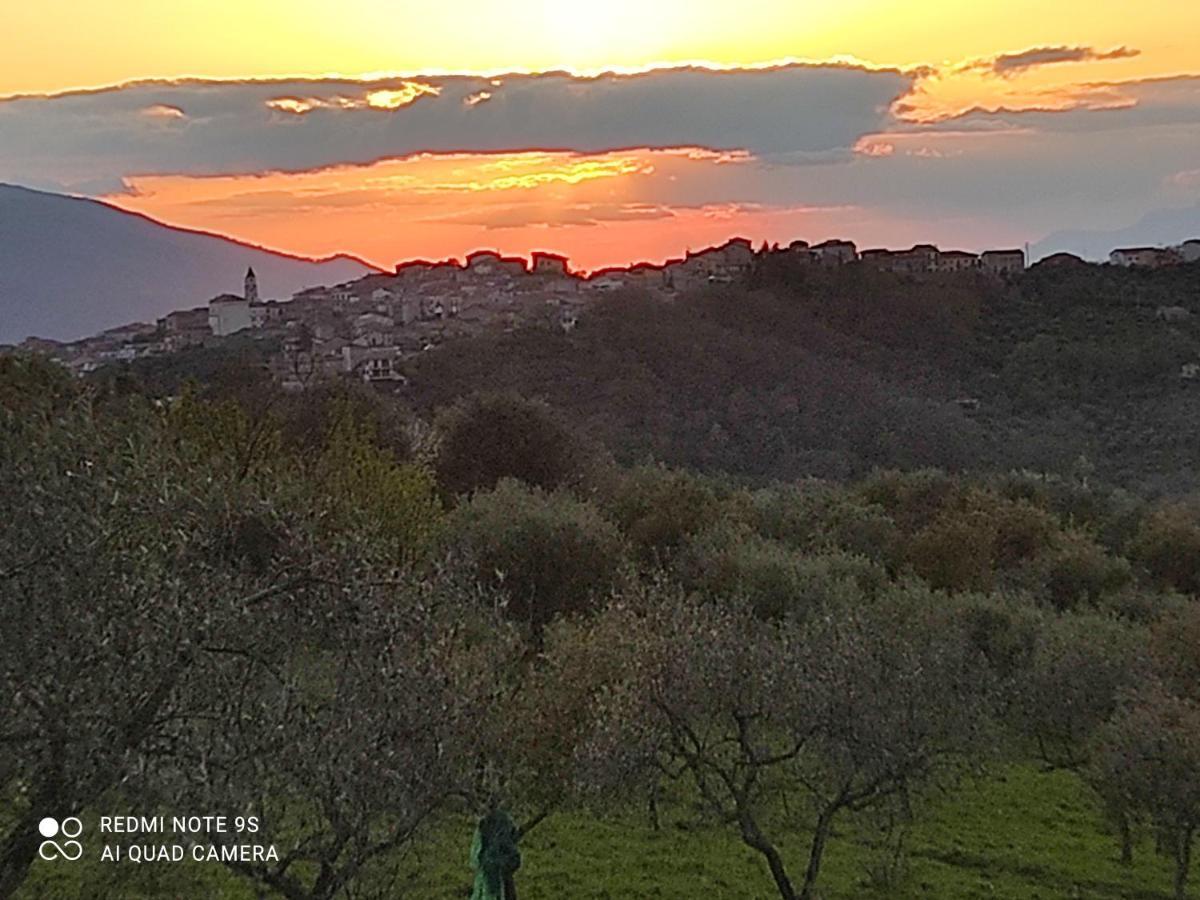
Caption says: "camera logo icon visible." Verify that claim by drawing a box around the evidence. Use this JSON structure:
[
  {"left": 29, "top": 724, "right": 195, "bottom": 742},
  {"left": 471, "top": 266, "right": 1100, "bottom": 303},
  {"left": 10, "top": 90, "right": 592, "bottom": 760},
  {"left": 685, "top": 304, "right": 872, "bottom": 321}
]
[{"left": 37, "top": 817, "right": 83, "bottom": 861}]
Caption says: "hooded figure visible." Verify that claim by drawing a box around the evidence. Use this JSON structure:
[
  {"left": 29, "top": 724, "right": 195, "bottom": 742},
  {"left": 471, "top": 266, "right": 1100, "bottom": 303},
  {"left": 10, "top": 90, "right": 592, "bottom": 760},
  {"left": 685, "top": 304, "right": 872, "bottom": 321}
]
[{"left": 470, "top": 809, "right": 521, "bottom": 900}]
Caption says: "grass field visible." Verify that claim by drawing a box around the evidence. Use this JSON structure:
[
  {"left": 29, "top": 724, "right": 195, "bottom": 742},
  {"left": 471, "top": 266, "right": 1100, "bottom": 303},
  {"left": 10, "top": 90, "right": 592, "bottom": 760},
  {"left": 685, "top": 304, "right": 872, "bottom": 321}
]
[{"left": 17, "top": 765, "right": 1188, "bottom": 899}]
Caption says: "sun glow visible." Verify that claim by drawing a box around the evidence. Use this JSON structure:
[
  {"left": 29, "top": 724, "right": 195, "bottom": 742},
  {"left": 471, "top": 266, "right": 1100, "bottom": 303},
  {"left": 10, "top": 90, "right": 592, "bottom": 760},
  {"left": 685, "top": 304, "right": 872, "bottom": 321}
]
[
  {"left": 102, "top": 148, "right": 770, "bottom": 270},
  {"left": 4, "top": 0, "right": 1197, "bottom": 99},
  {"left": 364, "top": 83, "right": 441, "bottom": 109}
]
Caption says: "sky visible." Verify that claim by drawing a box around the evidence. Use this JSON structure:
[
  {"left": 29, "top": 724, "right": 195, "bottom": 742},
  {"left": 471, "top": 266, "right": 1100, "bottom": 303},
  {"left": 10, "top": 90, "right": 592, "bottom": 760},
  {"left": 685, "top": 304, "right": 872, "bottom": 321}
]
[{"left": 1, "top": 1, "right": 1198, "bottom": 270}]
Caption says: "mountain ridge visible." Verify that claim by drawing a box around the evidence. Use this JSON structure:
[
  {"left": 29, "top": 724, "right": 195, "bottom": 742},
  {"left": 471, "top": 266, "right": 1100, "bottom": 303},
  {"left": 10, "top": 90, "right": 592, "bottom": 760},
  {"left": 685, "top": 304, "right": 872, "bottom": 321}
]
[{"left": 0, "top": 184, "right": 378, "bottom": 342}]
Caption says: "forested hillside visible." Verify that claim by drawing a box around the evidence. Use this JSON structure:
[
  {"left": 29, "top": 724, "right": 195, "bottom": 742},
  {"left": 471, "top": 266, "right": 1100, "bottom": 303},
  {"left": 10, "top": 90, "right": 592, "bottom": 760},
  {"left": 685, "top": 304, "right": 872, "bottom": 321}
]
[{"left": 401, "top": 260, "right": 1200, "bottom": 494}]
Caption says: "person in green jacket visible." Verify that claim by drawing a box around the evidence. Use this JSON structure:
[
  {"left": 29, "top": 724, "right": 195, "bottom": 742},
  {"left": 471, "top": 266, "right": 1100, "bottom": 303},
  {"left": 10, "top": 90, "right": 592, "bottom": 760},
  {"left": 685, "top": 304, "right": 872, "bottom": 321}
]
[{"left": 470, "top": 808, "right": 521, "bottom": 900}]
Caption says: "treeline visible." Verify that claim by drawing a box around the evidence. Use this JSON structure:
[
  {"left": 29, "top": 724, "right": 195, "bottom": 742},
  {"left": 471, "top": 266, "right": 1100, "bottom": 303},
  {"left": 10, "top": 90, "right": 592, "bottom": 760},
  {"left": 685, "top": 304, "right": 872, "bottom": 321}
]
[{"left": 5, "top": 360, "right": 1200, "bottom": 899}]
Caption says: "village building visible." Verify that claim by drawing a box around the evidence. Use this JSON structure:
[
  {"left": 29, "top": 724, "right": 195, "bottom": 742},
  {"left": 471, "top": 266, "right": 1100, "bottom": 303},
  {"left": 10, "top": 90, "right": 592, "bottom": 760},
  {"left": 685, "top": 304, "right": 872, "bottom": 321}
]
[
  {"left": 350, "top": 314, "right": 396, "bottom": 348},
  {"left": 208, "top": 271, "right": 272, "bottom": 338},
  {"left": 584, "top": 268, "right": 633, "bottom": 292},
  {"left": 626, "top": 262, "right": 668, "bottom": 287},
  {"left": 661, "top": 238, "right": 756, "bottom": 289},
  {"left": 208, "top": 294, "right": 251, "bottom": 336},
  {"left": 157, "top": 307, "right": 210, "bottom": 349},
  {"left": 342, "top": 345, "right": 404, "bottom": 382},
  {"left": 981, "top": 249, "right": 1026, "bottom": 275},
  {"left": 860, "top": 245, "right": 934, "bottom": 273},
  {"left": 49, "top": 231, "right": 1135, "bottom": 388},
  {"left": 466, "top": 250, "right": 526, "bottom": 278},
  {"left": 394, "top": 259, "right": 463, "bottom": 288},
  {"left": 1110, "top": 247, "right": 1173, "bottom": 268},
  {"left": 904, "top": 244, "right": 940, "bottom": 272},
  {"left": 1177, "top": 239, "right": 1200, "bottom": 264},
  {"left": 1035, "top": 252, "right": 1087, "bottom": 270},
  {"left": 370, "top": 287, "right": 396, "bottom": 308},
  {"left": 208, "top": 268, "right": 264, "bottom": 335},
  {"left": 530, "top": 251, "right": 570, "bottom": 276},
  {"left": 387, "top": 294, "right": 419, "bottom": 325},
  {"left": 935, "top": 250, "right": 981, "bottom": 272},
  {"left": 249, "top": 299, "right": 286, "bottom": 329},
  {"left": 811, "top": 239, "right": 858, "bottom": 265}
]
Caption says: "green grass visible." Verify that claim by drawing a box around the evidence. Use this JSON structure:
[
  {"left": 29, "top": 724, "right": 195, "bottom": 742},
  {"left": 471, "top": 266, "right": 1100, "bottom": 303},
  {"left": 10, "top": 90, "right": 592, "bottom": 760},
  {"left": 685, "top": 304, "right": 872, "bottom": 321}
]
[
  {"left": 402, "top": 766, "right": 1180, "bottom": 900},
  {"left": 17, "top": 765, "right": 1190, "bottom": 899}
]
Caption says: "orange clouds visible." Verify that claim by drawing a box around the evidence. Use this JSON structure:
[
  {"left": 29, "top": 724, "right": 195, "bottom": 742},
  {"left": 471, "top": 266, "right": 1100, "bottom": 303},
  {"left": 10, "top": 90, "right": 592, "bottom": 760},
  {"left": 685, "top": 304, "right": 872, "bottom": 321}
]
[
  {"left": 104, "top": 149, "right": 766, "bottom": 270},
  {"left": 100, "top": 138, "right": 1029, "bottom": 274},
  {"left": 895, "top": 45, "right": 1151, "bottom": 122},
  {"left": 265, "top": 82, "right": 441, "bottom": 114}
]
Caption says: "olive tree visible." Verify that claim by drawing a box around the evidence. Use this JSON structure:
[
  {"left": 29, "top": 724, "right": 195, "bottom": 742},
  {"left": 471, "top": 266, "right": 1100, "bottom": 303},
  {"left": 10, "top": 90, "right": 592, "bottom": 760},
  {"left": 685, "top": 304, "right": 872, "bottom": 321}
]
[
  {"left": 1094, "top": 684, "right": 1200, "bottom": 900},
  {"left": 448, "top": 479, "right": 626, "bottom": 635},
  {"left": 1013, "top": 612, "right": 1150, "bottom": 862},
  {"left": 0, "top": 386, "right": 308, "bottom": 898},
  {"left": 567, "top": 586, "right": 996, "bottom": 900},
  {"left": 0, "top": 368, "right": 454, "bottom": 900},
  {"left": 172, "top": 573, "right": 522, "bottom": 900}
]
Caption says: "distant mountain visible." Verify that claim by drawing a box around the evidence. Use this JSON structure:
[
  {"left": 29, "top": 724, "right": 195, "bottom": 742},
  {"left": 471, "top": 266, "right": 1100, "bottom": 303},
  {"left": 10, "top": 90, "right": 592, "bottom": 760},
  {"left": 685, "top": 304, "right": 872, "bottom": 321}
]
[
  {"left": 1032, "top": 204, "right": 1200, "bottom": 262},
  {"left": 0, "top": 184, "right": 378, "bottom": 343}
]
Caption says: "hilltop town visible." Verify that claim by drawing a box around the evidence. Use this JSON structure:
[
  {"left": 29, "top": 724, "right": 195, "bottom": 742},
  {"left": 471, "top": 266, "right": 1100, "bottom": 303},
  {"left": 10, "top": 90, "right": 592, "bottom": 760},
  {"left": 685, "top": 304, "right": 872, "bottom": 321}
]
[{"left": 10, "top": 235, "right": 1200, "bottom": 387}]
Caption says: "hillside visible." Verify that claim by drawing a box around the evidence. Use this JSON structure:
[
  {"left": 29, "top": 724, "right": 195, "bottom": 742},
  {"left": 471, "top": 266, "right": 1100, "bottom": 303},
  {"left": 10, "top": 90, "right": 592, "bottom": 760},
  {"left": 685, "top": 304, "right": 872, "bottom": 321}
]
[
  {"left": 402, "top": 259, "right": 1200, "bottom": 495},
  {"left": 0, "top": 184, "right": 377, "bottom": 342}
]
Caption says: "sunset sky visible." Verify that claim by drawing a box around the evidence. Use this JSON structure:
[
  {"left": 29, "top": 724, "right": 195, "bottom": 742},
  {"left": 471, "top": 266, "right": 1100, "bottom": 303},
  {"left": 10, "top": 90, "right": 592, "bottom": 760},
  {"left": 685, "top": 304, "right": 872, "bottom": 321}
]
[{"left": 2, "top": 1, "right": 1198, "bottom": 270}]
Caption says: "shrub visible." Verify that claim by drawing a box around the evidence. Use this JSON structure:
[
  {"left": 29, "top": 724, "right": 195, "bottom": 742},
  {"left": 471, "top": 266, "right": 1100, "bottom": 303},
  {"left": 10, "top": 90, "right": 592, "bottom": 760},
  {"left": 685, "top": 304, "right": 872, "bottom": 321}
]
[
  {"left": 450, "top": 479, "right": 626, "bottom": 632},
  {"left": 276, "top": 381, "right": 419, "bottom": 461},
  {"left": 1015, "top": 612, "right": 1149, "bottom": 767}
]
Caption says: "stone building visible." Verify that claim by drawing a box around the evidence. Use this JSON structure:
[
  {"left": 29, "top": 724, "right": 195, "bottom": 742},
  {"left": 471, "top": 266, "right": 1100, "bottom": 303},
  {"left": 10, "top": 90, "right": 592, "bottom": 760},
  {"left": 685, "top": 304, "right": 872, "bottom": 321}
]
[{"left": 981, "top": 249, "right": 1026, "bottom": 275}]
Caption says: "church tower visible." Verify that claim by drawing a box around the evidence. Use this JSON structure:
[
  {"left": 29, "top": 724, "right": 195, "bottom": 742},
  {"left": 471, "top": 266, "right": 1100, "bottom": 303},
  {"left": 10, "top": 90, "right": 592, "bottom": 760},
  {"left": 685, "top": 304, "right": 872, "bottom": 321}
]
[{"left": 244, "top": 267, "right": 259, "bottom": 303}]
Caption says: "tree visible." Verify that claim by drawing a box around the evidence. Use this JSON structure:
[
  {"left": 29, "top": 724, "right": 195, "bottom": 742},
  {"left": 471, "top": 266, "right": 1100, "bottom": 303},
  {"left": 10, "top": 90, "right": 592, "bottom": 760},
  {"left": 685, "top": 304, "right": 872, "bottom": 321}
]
[
  {"left": 1130, "top": 505, "right": 1200, "bottom": 596},
  {"left": 1029, "top": 531, "right": 1132, "bottom": 611},
  {"left": 0, "top": 391, "right": 306, "bottom": 898},
  {"left": 1014, "top": 613, "right": 1149, "bottom": 863},
  {"left": 431, "top": 393, "right": 592, "bottom": 498},
  {"left": 449, "top": 480, "right": 626, "bottom": 634},
  {"left": 0, "top": 379, "right": 452, "bottom": 900},
  {"left": 1094, "top": 684, "right": 1200, "bottom": 899},
  {"left": 177, "top": 574, "right": 522, "bottom": 900},
  {"left": 674, "top": 521, "right": 884, "bottom": 620},
  {"left": 598, "top": 464, "right": 728, "bottom": 565},
  {"left": 1148, "top": 603, "right": 1200, "bottom": 703},
  {"left": 569, "top": 587, "right": 995, "bottom": 900}
]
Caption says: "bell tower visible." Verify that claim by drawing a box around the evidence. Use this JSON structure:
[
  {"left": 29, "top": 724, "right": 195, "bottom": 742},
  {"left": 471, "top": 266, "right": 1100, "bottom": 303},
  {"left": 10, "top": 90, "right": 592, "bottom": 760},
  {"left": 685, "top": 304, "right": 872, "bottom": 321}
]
[{"left": 244, "top": 267, "right": 258, "bottom": 303}]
